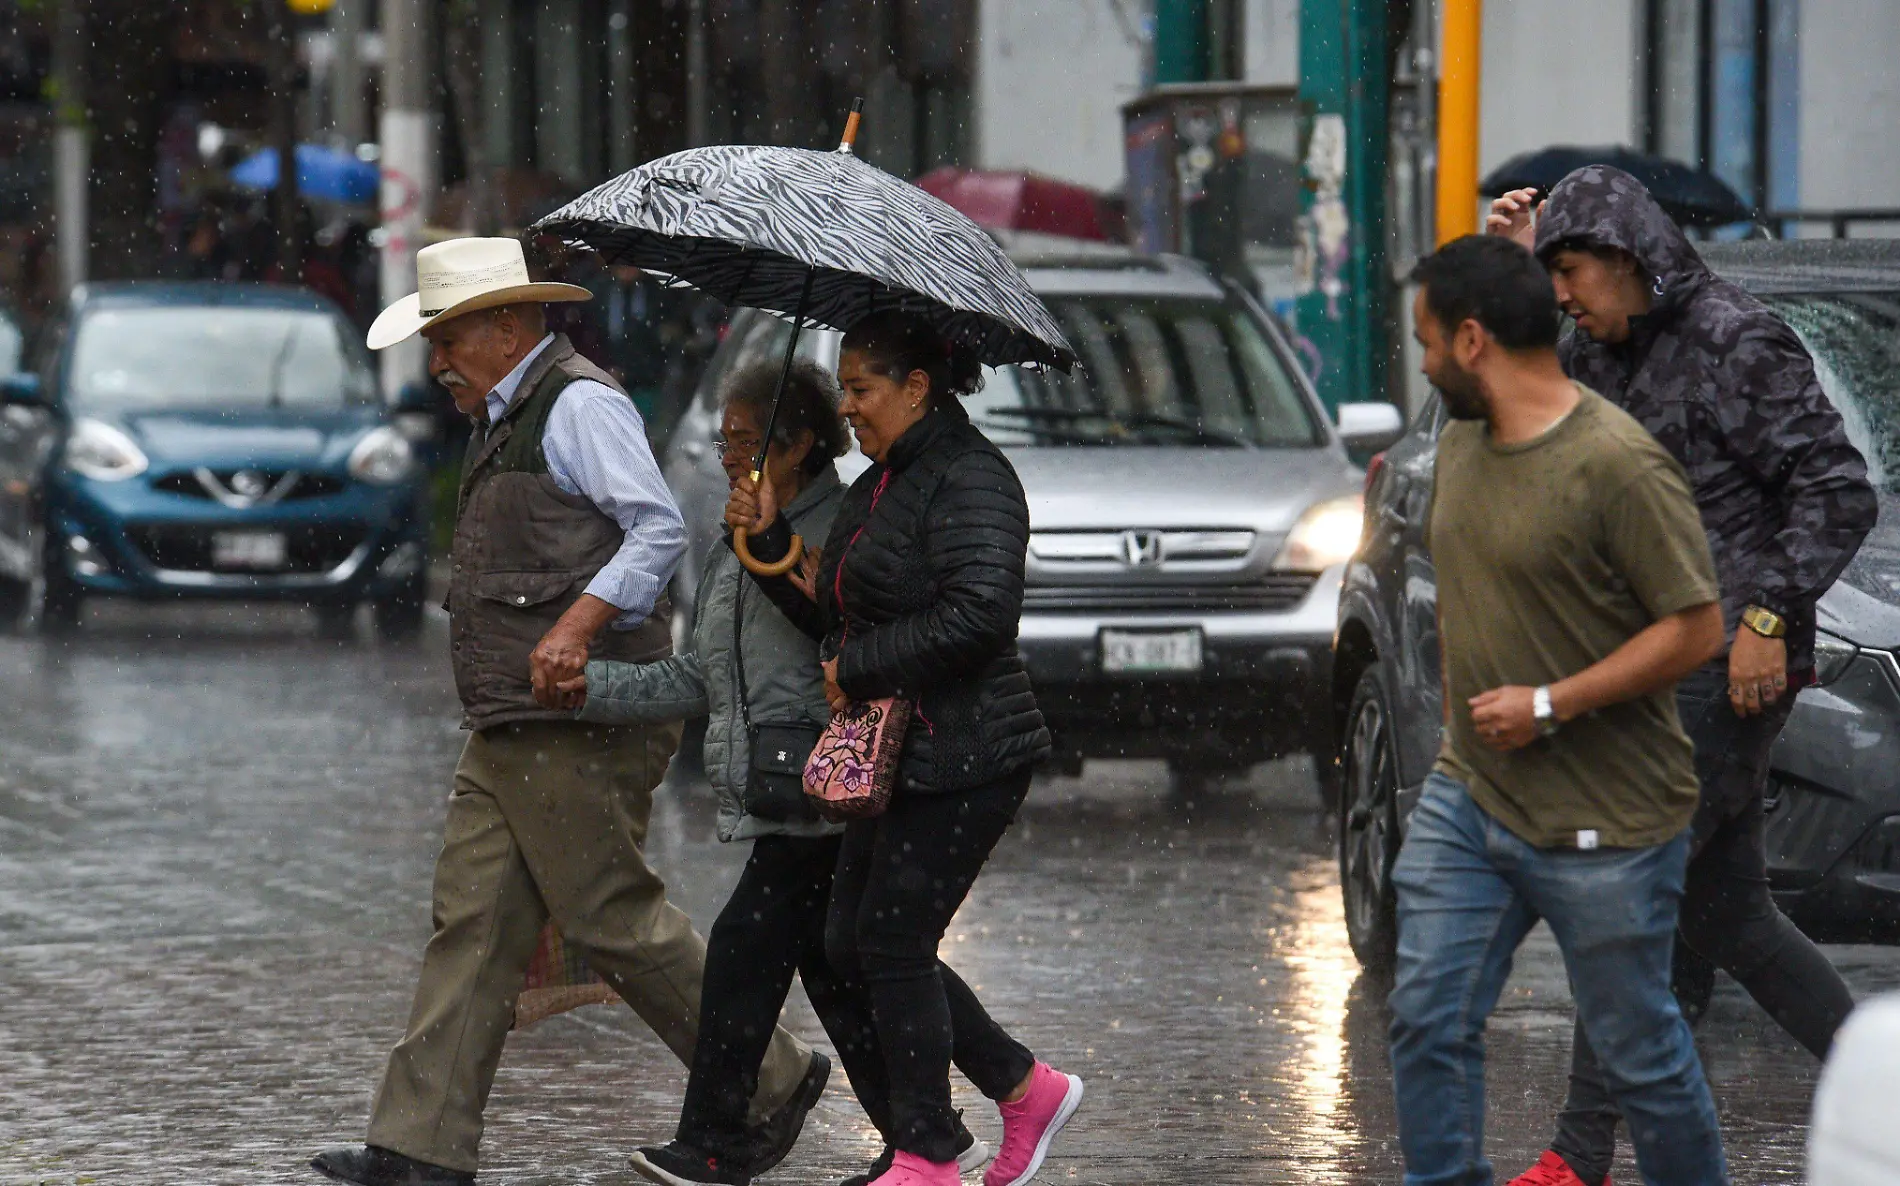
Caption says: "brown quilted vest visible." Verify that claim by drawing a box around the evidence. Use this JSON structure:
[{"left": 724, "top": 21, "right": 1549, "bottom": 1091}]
[{"left": 447, "top": 335, "right": 671, "bottom": 730}]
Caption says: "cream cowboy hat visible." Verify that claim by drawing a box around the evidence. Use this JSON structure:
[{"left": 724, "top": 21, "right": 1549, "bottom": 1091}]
[{"left": 366, "top": 236, "right": 591, "bottom": 351}]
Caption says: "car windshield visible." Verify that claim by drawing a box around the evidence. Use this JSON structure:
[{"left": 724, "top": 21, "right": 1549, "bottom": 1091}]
[
  {"left": 68, "top": 306, "right": 379, "bottom": 412},
  {"left": 1768, "top": 293, "right": 1900, "bottom": 491},
  {"left": 967, "top": 296, "right": 1323, "bottom": 448}
]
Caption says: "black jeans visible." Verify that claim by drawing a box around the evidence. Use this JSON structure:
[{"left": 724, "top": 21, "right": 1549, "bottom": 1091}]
[
  {"left": 826, "top": 769, "right": 1039, "bottom": 1163},
  {"left": 676, "top": 833, "right": 886, "bottom": 1161},
  {"left": 1550, "top": 667, "right": 1856, "bottom": 1185}
]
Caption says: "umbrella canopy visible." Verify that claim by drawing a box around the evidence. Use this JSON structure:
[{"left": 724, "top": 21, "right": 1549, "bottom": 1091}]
[
  {"left": 532, "top": 144, "right": 1076, "bottom": 371},
  {"left": 1481, "top": 145, "right": 1752, "bottom": 228},
  {"left": 231, "top": 144, "right": 380, "bottom": 205},
  {"left": 914, "top": 167, "right": 1121, "bottom": 243}
]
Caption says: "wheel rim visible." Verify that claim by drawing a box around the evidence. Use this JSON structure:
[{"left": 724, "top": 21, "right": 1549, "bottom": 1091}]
[{"left": 1341, "top": 692, "right": 1396, "bottom": 942}]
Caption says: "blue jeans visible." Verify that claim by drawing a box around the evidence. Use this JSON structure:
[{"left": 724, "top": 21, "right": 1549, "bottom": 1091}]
[{"left": 1388, "top": 773, "right": 1727, "bottom": 1186}]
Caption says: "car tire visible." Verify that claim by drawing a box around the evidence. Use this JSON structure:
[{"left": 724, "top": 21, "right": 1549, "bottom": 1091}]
[
  {"left": 374, "top": 574, "right": 427, "bottom": 643},
  {"left": 1166, "top": 759, "right": 1248, "bottom": 812},
  {"left": 314, "top": 602, "right": 359, "bottom": 642},
  {"left": 1339, "top": 666, "right": 1401, "bottom": 974},
  {"left": 0, "top": 575, "right": 30, "bottom": 632},
  {"left": 1167, "top": 763, "right": 1213, "bottom": 809},
  {"left": 40, "top": 541, "right": 82, "bottom": 635}
]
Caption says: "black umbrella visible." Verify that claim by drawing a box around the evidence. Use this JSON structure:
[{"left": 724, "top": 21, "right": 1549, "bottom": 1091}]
[
  {"left": 1481, "top": 145, "right": 1753, "bottom": 228},
  {"left": 533, "top": 102, "right": 1076, "bottom": 574}
]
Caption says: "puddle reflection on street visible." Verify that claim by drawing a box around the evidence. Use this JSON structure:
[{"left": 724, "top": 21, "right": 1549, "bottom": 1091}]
[{"left": 0, "top": 608, "right": 1895, "bottom": 1183}]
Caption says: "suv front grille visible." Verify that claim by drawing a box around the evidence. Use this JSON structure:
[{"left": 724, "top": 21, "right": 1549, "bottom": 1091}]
[
  {"left": 153, "top": 470, "right": 347, "bottom": 502},
  {"left": 1022, "top": 574, "right": 1317, "bottom": 613},
  {"left": 127, "top": 524, "right": 367, "bottom": 574}
]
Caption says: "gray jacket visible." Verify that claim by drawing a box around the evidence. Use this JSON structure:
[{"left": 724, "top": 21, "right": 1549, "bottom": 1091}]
[{"left": 577, "top": 469, "right": 844, "bottom": 841}]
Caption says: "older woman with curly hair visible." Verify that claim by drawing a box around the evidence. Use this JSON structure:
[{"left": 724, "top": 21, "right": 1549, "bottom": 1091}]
[
  {"left": 564, "top": 359, "right": 916, "bottom": 1185},
  {"left": 727, "top": 311, "right": 1085, "bottom": 1186}
]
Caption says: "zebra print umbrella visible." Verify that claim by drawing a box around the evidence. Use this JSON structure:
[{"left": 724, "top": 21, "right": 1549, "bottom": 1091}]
[{"left": 531, "top": 143, "right": 1077, "bottom": 372}]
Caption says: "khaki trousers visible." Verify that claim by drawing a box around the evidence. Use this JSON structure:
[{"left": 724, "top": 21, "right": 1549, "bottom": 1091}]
[{"left": 367, "top": 720, "right": 811, "bottom": 1172}]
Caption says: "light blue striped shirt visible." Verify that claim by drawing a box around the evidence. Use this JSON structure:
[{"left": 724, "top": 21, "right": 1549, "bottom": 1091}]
[{"left": 484, "top": 334, "right": 686, "bottom": 629}]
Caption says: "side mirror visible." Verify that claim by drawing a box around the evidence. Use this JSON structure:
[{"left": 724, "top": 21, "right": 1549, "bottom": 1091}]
[
  {"left": 1336, "top": 401, "right": 1404, "bottom": 453},
  {"left": 391, "top": 380, "right": 442, "bottom": 447},
  {"left": 0, "top": 372, "right": 44, "bottom": 408},
  {"left": 393, "top": 380, "right": 436, "bottom": 413}
]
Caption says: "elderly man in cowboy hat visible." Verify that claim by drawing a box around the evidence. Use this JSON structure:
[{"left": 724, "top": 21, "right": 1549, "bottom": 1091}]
[{"left": 313, "top": 237, "right": 827, "bottom": 1186}]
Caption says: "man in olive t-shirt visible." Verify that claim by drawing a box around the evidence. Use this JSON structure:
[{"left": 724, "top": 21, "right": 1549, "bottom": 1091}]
[
  {"left": 1386, "top": 237, "right": 1731, "bottom": 1186},
  {"left": 1432, "top": 385, "right": 1717, "bottom": 848}
]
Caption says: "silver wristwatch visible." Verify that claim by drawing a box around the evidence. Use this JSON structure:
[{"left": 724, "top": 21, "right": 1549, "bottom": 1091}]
[{"left": 1533, "top": 686, "right": 1559, "bottom": 737}]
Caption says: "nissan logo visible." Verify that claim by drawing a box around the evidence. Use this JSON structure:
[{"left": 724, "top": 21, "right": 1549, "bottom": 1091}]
[
  {"left": 1121, "top": 530, "right": 1164, "bottom": 568},
  {"left": 229, "top": 469, "right": 270, "bottom": 499}
]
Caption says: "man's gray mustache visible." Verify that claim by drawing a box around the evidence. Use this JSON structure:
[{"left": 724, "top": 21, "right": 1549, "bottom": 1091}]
[{"left": 437, "top": 371, "right": 470, "bottom": 389}]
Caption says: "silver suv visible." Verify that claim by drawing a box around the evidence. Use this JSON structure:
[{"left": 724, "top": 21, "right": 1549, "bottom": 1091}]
[{"left": 661, "top": 248, "right": 1400, "bottom": 799}]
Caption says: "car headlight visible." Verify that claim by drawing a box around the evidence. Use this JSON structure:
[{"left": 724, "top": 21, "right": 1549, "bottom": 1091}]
[
  {"left": 64, "top": 418, "right": 149, "bottom": 481},
  {"left": 1274, "top": 494, "right": 1365, "bottom": 571},
  {"left": 348, "top": 425, "right": 417, "bottom": 486},
  {"left": 1813, "top": 629, "right": 1860, "bottom": 686}
]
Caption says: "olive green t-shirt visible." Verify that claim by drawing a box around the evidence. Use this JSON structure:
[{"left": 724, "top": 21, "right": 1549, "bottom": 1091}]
[{"left": 1430, "top": 386, "right": 1720, "bottom": 849}]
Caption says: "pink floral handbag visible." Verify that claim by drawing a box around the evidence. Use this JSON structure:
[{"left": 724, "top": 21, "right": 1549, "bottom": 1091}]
[
  {"left": 802, "top": 469, "right": 913, "bottom": 821},
  {"left": 803, "top": 696, "right": 912, "bottom": 821}
]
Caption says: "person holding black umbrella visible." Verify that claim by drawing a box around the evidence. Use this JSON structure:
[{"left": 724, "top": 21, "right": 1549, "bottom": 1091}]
[
  {"left": 725, "top": 311, "right": 1085, "bottom": 1186},
  {"left": 1487, "top": 167, "right": 1877, "bottom": 1186},
  {"left": 555, "top": 359, "right": 992, "bottom": 1186},
  {"left": 530, "top": 106, "right": 1089, "bottom": 1186}
]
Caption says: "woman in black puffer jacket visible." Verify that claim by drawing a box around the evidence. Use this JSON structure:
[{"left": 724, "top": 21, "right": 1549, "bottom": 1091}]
[{"left": 729, "top": 312, "right": 1081, "bottom": 1186}]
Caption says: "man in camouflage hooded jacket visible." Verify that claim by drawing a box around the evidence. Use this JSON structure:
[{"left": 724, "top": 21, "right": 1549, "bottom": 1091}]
[{"left": 1487, "top": 166, "right": 1877, "bottom": 1186}]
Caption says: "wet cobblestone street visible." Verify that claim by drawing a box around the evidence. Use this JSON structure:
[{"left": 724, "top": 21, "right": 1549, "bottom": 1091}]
[{"left": 3, "top": 605, "right": 1897, "bottom": 1185}]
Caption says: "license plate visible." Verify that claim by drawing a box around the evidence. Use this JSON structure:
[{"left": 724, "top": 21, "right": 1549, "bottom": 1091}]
[
  {"left": 212, "top": 531, "right": 288, "bottom": 570},
  {"left": 1101, "top": 628, "right": 1203, "bottom": 674}
]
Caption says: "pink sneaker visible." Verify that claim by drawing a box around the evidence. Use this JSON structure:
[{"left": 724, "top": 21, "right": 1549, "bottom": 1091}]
[
  {"left": 868, "top": 1150, "right": 961, "bottom": 1186},
  {"left": 984, "top": 1063, "right": 1085, "bottom": 1186}
]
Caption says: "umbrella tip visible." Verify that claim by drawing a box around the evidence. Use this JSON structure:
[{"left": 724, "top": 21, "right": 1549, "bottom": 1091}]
[{"left": 838, "top": 98, "right": 865, "bottom": 155}]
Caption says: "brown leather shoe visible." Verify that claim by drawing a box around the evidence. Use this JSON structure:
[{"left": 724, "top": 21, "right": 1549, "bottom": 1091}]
[{"left": 310, "top": 1145, "right": 475, "bottom": 1185}]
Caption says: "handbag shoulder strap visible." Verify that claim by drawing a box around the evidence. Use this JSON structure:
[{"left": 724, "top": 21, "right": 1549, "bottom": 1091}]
[
  {"left": 834, "top": 468, "right": 894, "bottom": 637},
  {"left": 730, "top": 558, "right": 752, "bottom": 731}
]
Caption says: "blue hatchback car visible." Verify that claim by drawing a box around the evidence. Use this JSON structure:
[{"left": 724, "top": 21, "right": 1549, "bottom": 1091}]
[{"left": 11, "top": 282, "right": 432, "bottom": 637}]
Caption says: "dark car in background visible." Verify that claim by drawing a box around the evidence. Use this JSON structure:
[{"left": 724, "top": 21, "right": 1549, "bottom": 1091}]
[
  {"left": 1333, "top": 238, "right": 1900, "bottom": 970},
  {"left": 1, "top": 283, "right": 431, "bottom": 638},
  {"left": 665, "top": 247, "right": 1403, "bottom": 800}
]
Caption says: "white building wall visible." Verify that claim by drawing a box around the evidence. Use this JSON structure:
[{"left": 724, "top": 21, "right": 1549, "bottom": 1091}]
[
  {"left": 1477, "top": 0, "right": 1642, "bottom": 173},
  {"left": 1243, "top": 0, "right": 1300, "bottom": 86},
  {"left": 1797, "top": 0, "right": 1900, "bottom": 218},
  {"left": 973, "top": 0, "right": 1147, "bottom": 189}
]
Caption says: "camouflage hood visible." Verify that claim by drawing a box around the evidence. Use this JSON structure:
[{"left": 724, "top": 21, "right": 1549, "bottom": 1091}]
[
  {"left": 1533, "top": 164, "right": 1712, "bottom": 323},
  {"left": 1528, "top": 164, "right": 1877, "bottom": 679}
]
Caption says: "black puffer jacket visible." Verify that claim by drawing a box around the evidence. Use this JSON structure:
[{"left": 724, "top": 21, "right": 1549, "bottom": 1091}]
[
  {"left": 750, "top": 399, "right": 1050, "bottom": 795},
  {"left": 1534, "top": 165, "right": 1877, "bottom": 677}
]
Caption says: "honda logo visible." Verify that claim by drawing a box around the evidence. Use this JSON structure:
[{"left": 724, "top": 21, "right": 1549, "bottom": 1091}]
[{"left": 1121, "top": 530, "right": 1164, "bottom": 569}]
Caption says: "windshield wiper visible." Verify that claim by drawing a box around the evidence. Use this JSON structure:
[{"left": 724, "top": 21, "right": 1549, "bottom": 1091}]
[
  {"left": 977, "top": 406, "right": 1122, "bottom": 445},
  {"left": 982, "top": 406, "right": 1250, "bottom": 447},
  {"left": 981, "top": 407, "right": 1114, "bottom": 419},
  {"left": 264, "top": 323, "right": 299, "bottom": 409},
  {"left": 1116, "top": 412, "right": 1251, "bottom": 447}
]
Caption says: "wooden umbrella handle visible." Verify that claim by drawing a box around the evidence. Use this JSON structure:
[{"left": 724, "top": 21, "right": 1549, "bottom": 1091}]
[
  {"left": 733, "top": 527, "right": 804, "bottom": 577},
  {"left": 838, "top": 96, "right": 865, "bottom": 153}
]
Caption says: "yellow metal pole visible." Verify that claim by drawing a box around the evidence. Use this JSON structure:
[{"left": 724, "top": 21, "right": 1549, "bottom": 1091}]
[{"left": 1436, "top": 0, "right": 1483, "bottom": 243}]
